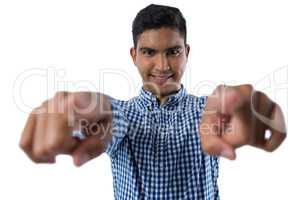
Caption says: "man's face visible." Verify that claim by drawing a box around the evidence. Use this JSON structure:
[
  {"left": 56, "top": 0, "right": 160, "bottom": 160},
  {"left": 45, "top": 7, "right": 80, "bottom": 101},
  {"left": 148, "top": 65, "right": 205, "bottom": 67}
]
[{"left": 130, "top": 27, "right": 190, "bottom": 97}]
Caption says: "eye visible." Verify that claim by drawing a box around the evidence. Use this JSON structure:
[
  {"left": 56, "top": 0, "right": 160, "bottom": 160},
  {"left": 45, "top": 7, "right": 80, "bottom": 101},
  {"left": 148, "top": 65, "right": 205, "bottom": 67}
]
[
  {"left": 167, "top": 49, "right": 181, "bottom": 56},
  {"left": 142, "top": 49, "right": 155, "bottom": 56}
]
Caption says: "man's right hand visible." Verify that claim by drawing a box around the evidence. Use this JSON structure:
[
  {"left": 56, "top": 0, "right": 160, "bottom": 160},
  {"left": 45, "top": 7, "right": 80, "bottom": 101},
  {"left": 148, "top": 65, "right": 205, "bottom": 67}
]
[{"left": 19, "top": 91, "right": 113, "bottom": 167}]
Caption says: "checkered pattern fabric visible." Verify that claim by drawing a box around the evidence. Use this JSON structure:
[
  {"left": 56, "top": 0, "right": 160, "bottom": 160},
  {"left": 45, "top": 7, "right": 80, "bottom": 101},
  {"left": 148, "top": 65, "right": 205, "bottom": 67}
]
[{"left": 106, "top": 85, "right": 220, "bottom": 200}]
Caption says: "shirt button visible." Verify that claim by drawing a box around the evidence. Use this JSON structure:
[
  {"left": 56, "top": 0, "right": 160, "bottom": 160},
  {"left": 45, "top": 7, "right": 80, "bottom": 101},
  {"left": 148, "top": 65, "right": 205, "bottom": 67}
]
[{"left": 147, "top": 105, "right": 152, "bottom": 111}]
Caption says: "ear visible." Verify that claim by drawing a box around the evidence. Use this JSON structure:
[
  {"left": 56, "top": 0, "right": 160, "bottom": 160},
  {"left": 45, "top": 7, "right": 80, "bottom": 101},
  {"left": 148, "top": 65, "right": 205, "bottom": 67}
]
[
  {"left": 185, "top": 44, "right": 190, "bottom": 58},
  {"left": 130, "top": 47, "right": 137, "bottom": 65}
]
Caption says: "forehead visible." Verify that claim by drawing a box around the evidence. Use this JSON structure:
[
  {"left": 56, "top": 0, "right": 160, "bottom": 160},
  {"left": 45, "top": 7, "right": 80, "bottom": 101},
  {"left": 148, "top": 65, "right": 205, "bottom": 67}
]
[{"left": 137, "top": 27, "right": 185, "bottom": 49}]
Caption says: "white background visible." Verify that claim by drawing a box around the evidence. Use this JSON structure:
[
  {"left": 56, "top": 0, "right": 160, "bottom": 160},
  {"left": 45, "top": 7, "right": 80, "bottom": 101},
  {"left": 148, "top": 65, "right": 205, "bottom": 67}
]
[{"left": 1, "top": 0, "right": 299, "bottom": 199}]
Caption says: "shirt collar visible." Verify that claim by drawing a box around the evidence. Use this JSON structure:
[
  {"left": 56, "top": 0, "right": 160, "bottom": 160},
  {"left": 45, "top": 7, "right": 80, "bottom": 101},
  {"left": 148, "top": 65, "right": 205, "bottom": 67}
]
[{"left": 137, "top": 84, "right": 187, "bottom": 110}]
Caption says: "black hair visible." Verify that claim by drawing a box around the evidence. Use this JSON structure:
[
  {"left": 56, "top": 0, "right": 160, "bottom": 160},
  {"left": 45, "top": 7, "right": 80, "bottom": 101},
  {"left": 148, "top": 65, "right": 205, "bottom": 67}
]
[{"left": 132, "top": 4, "right": 187, "bottom": 48}]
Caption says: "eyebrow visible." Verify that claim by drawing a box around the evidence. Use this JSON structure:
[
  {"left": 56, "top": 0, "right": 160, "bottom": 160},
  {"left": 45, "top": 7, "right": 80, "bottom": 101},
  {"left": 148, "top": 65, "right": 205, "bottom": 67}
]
[{"left": 138, "top": 45, "right": 184, "bottom": 52}]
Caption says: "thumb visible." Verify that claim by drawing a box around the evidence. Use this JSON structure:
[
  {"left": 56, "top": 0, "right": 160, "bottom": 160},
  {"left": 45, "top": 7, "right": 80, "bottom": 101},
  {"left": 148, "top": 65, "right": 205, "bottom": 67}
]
[{"left": 72, "top": 136, "right": 107, "bottom": 167}]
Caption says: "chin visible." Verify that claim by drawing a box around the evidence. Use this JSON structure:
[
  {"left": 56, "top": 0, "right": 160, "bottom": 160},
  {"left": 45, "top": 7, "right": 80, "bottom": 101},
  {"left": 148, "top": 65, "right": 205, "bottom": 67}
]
[{"left": 144, "top": 81, "right": 181, "bottom": 96}]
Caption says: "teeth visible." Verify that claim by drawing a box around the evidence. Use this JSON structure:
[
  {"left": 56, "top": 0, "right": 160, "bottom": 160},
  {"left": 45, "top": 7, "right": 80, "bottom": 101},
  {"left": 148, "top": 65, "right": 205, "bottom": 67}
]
[
  {"left": 150, "top": 74, "right": 173, "bottom": 85},
  {"left": 151, "top": 75, "right": 172, "bottom": 78}
]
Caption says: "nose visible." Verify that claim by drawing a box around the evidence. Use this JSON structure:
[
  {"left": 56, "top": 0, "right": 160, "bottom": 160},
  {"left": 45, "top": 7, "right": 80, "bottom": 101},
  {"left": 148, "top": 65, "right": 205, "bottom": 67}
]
[{"left": 154, "top": 53, "right": 169, "bottom": 71}]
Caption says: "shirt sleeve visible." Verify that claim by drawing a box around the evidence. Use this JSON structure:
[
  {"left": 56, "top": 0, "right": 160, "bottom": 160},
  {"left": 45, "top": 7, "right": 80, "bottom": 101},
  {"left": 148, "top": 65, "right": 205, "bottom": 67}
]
[
  {"left": 105, "top": 96, "right": 129, "bottom": 157},
  {"left": 199, "top": 95, "right": 221, "bottom": 199}
]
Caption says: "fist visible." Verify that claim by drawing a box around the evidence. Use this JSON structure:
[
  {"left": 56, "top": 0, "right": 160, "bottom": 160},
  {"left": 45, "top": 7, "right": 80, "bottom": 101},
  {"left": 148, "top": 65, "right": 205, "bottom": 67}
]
[
  {"left": 19, "top": 92, "right": 113, "bottom": 166},
  {"left": 199, "top": 85, "right": 287, "bottom": 160}
]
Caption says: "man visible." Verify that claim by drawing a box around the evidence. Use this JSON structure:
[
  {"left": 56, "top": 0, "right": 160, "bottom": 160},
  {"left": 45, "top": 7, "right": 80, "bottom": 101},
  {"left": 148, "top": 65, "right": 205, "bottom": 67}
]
[{"left": 19, "top": 4, "right": 286, "bottom": 199}]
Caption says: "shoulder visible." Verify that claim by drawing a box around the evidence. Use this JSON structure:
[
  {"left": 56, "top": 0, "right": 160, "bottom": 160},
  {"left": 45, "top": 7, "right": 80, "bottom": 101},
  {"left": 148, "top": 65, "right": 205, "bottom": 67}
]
[{"left": 108, "top": 95, "right": 140, "bottom": 113}]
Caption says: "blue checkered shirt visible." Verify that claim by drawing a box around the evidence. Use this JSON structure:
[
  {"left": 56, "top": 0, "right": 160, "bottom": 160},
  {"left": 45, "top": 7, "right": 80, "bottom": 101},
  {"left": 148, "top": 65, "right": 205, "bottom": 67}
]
[{"left": 106, "top": 85, "right": 220, "bottom": 200}]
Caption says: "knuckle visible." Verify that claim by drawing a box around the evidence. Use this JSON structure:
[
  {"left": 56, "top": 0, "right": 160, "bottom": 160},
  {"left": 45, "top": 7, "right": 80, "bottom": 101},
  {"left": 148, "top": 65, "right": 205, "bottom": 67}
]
[
  {"left": 54, "top": 91, "right": 69, "bottom": 99},
  {"left": 54, "top": 91, "right": 70, "bottom": 104},
  {"left": 31, "top": 106, "right": 45, "bottom": 115},
  {"left": 32, "top": 147, "right": 46, "bottom": 160},
  {"left": 236, "top": 84, "right": 254, "bottom": 103},
  {"left": 246, "top": 84, "right": 254, "bottom": 89},
  {"left": 238, "top": 84, "right": 254, "bottom": 94},
  {"left": 19, "top": 139, "right": 29, "bottom": 151},
  {"left": 243, "top": 84, "right": 254, "bottom": 91},
  {"left": 41, "top": 100, "right": 48, "bottom": 107},
  {"left": 216, "top": 84, "right": 223, "bottom": 90},
  {"left": 52, "top": 91, "right": 73, "bottom": 113},
  {"left": 245, "top": 84, "right": 254, "bottom": 96},
  {"left": 215, "top": 84, "right": 225, "bottom": 94}
]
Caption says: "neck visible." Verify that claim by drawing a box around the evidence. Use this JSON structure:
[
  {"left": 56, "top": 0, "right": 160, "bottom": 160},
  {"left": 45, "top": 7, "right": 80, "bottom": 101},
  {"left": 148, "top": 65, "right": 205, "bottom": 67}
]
[
  {"left": 142, "top": 84, "right": 182, "bottom": 105},
  {"left": 156, "top": 87, "right": 182, "bottom": 105},
  {"left": 156, "top": 95, "right": 169, "bottom": 105}
]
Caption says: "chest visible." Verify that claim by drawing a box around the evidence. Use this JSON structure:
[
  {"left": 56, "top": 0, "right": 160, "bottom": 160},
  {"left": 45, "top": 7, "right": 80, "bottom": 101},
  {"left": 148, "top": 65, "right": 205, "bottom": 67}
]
[{"left": 124, "top": 108, "right": 202, "bottom": 164}]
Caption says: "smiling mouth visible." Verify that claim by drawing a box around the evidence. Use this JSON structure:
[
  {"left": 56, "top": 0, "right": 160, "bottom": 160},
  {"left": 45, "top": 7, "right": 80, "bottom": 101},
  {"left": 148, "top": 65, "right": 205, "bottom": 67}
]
[{"left": 149, "top": 74, "right": 174, "bottom": 85}]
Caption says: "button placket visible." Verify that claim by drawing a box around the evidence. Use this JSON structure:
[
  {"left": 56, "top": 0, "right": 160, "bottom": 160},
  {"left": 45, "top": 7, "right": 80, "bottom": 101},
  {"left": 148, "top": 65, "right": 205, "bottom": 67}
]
[{"left": 150, "top": 108, "right": 159, "bottom": 164}]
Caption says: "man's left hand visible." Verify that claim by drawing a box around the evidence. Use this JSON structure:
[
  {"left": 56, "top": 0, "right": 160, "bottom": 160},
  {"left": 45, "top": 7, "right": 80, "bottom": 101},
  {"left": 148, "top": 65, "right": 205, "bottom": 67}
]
[{"left": 199, "top": 84, "right": 287, "bottom": 160}]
